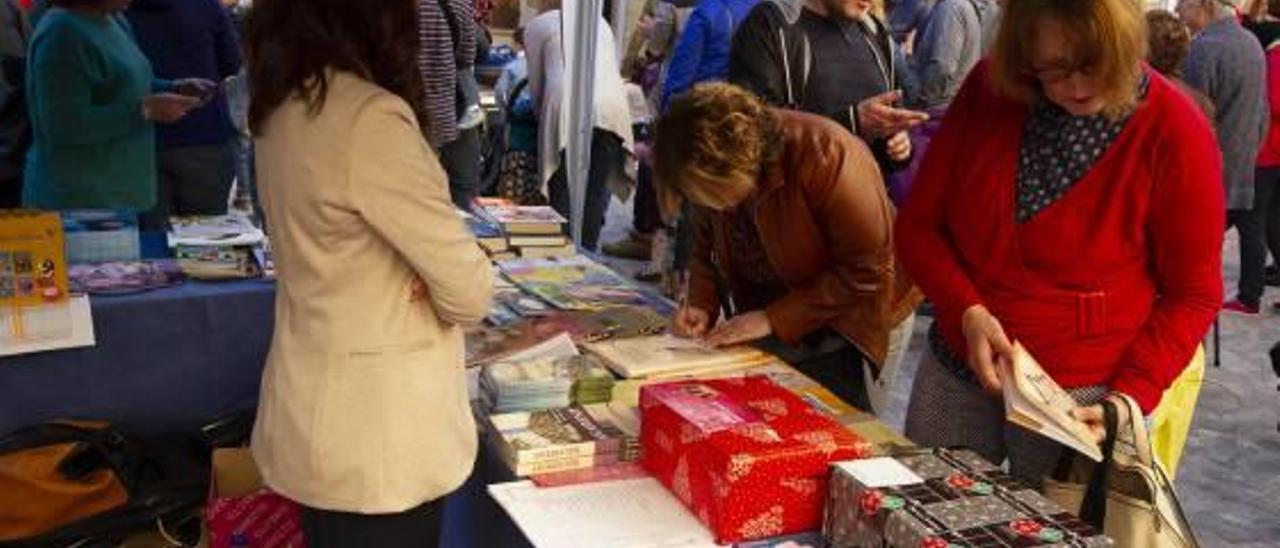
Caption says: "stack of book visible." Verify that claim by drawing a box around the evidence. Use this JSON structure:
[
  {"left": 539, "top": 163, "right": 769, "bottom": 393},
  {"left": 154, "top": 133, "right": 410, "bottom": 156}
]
[
  {"left": 487, "top": 403, "right": 639, "bottom": 477},
  {"left": 480, "top": 354, "right": 615, "bottom": 414},
  {"left": 466, "top": 213, "right": 517, "bottom": 262},
  {"left": 474, "top": 198, "right": 575, "bottom": 259},
  {"left": 168, "top": 215, "right": 267, "bottom": 280}
]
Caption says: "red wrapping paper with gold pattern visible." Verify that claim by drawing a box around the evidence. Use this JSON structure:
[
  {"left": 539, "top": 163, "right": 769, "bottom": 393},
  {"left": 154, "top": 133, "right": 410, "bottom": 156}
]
[{"left": 640, "top": 376, "right": 874, "bottom": 544}]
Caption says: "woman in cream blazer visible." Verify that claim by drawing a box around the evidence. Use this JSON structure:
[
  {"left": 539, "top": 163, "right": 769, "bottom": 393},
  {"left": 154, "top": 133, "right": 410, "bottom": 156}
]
[{"left": 245, "top": 1, "right": 493, "bottom": 544}]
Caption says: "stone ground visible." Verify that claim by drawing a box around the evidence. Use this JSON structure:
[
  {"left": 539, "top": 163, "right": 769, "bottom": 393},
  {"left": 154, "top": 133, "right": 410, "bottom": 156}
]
[{"left": 597, "top": 196, "right": 1280, "bottom": 547}]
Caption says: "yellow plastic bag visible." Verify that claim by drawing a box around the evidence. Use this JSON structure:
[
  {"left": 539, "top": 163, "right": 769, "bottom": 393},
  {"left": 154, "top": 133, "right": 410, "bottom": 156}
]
[{"left": 1147, "top": 346, "right": 1205, "bottom": 480}]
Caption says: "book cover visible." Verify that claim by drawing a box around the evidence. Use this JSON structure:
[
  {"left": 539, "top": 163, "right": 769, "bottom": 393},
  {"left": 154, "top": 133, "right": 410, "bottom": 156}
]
[
  {"left": 466, "top": 306, "right": 668, "bottom": 366},
  {"left": 476, "top": 200, "right": 567, "bottom": 235},
  {"left": 584, "top": 335, "right": 767, "bottom": 379},
  {"left": 999, "top": 343, "right": 1103, "bottom": 462},
  {"left": 499, "top": 256, "right": 673, "bottom": 313},
  {"left": 517, "top": 243, "right": 576, "bottom": 260}
]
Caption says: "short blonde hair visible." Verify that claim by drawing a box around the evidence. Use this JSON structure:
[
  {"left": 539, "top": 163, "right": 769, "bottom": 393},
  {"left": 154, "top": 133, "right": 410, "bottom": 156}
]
[
  {"left": 989, "top": 0, "right": 1148, "bottom": 118},
  {"left": 652, "top": 83, "right": 780, "bottom": 217}
]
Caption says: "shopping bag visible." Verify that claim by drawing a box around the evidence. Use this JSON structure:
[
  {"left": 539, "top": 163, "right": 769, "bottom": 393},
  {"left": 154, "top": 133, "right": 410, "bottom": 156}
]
[{"left": 1148, "top": 346, "right": 1205, "bottom": 479}]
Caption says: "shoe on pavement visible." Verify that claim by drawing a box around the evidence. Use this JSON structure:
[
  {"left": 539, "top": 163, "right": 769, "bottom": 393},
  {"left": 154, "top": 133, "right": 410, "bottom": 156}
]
[
  {"left": 1222, "top": 299, "right": 1260, "bottom": 315},
  {"left": 602, "top": 233, "right": 653, "bottom": 260}
]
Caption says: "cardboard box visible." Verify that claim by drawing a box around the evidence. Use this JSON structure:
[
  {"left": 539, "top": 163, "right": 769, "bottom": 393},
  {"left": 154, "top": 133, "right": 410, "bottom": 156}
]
[
  {"left": 207, "top": 449, "right": 304, "bottom": 548},
  {"left": 823, "top": 449, "right": 1112, "bottom": 547},
  {"left": 641, "top": 376, "right": 874, "bottom": 544}
]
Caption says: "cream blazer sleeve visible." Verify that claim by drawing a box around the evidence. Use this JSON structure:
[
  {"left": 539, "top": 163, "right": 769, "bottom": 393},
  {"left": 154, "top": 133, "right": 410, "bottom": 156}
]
[{"left": 347, "top": 95, "right": 494, "bottom": 325}]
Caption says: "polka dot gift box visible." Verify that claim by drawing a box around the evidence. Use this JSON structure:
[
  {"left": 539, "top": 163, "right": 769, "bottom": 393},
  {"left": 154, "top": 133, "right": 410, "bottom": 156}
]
[
  {"left": 823, "top": 448, "right": 1113, "bottom": 547},
  {"left": 639, "top": 376, "right": 874, "bottom": 544}
]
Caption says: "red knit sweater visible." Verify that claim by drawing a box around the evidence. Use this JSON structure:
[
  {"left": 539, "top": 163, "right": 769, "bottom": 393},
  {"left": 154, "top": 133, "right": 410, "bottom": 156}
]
[{"left": 896, "top": 64, "right": 1225, "bottom": 413}]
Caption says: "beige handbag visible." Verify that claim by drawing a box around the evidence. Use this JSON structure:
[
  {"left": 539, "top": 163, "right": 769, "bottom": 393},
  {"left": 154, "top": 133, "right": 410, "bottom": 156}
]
[{"left": 1043, "top": 395, "right": 1199, "bottom": 548}]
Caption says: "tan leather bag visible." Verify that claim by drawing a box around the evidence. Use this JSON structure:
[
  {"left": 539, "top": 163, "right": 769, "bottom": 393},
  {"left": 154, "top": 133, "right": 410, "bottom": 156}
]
[
  {"left": 1043, "top": 395, "right": 1199, "bottom": 548},
  {"left": 0, "top": 422, "right": 132, "bottom": 542}
]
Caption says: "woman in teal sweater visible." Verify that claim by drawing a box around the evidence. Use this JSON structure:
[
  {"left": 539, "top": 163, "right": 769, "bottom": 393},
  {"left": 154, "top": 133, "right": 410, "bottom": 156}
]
[{"left": 24, "top": 0, "right": 211, "bottom": 211}]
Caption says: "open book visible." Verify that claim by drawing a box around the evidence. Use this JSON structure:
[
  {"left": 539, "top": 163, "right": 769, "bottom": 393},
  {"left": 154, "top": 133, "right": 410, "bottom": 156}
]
[
  {"left": 998, "top": 343, "right": 1104, "bottom": 462},
  {"left": 582, "top": 334, "right": 768, "bottom": 379}
]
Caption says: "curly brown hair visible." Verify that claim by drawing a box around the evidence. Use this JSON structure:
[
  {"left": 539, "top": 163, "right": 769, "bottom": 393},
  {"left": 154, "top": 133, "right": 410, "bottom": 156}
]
[
  {"left": 1146, "top": 10, "right": 1191, "bottom": 78},
  {"left": 652, "top": 83, "right": 781, "bottom": 217},
  {"left": 246, "top": 0, "right": 424, "bottom": 136}
]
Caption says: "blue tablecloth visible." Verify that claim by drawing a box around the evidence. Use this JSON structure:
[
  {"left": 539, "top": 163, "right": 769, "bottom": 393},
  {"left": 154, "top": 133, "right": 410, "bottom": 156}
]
[
  {"left": 0, "top": 280, "right": 276, "bottom": 436},
  {"left": 0, "top": 278, "right": 532, "bottom": 545}
]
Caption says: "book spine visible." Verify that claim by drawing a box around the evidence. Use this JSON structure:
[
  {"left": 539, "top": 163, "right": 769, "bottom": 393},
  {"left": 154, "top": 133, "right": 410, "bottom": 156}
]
[
  {"left": 513, "top": 441, "right": 598, "bottom": 464},
  {"left": 513, "top": 453, "right": 606, "bottom": 476}
]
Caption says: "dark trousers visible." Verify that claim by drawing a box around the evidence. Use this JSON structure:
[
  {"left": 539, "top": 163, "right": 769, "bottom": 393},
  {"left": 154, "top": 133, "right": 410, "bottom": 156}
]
[
  {"left": 141, "top": 141, "right": 236, "bottom": 230},
  {"left": 549, "top": 129, "right": 624, "bottom": 251},
  {"left": 632, "top": 162, "right": 662, "bottom": 235},
  {"left": 755, "top": 334, "right": 873, "bottom": 412},
  {"left": 301, "top": 497, "right": 443, "bottom": 548},
  {"left": 1230, "top": 167, "right": 1280, "bottom": 306},
  {"left": 0, "top": 174, "right": 19, "bottom": 208},
  {"left": 438, "top": 126, "right": 483, "bottom": 211},
  {"left": 631, "top": 123, "right": 661, "bottom": 235}
]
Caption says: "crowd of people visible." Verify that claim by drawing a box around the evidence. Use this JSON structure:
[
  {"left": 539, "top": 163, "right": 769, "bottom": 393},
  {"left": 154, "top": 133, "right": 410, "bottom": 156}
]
[{"left": 1, "top": 0, "right": 1279, "bottom": 545}]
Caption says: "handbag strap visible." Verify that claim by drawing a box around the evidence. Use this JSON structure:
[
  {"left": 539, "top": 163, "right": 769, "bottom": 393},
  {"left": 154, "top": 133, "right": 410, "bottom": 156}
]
[
  {"left": 1114, "top": 393, "right": 1154, "bottom": 467},
  {"left": 1077, "top": 399, "right": 1119, "bottom": 529}
]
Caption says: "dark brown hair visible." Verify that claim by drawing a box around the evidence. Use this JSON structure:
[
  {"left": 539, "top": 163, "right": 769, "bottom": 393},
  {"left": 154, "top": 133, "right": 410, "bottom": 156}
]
[
  {"left": 1146, "top": 10, "right": 1191, "bottom": 78},
  {"left": 246, "top": 0, "right": 423, "bottom": 135},
  {"left": 989, "top": 0, "right": 1147, "bottom": 118},
  {"left": 653, "top": 83, "right": 781, "bottom": 217}
]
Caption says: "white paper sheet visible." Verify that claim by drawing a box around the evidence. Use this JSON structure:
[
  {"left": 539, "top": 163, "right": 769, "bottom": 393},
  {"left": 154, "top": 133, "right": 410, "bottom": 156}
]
[
  {"left": 489, "top": 478, "right": 720, "bottom": 548},
  {"left": 835, "top": 458, "right": 925, "bottom": 488},
  {"left": 0, "top": 296, "right": 96, "bottom": 357}
]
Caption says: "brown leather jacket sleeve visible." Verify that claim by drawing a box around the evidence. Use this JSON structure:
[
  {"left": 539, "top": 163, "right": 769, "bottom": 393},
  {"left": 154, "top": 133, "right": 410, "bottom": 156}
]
[
  {"left": 687, "top": 206, "right": 723, "bottom": 317},
  {"left": 765, "top": 131, "right": 894, "bottom": 344}
]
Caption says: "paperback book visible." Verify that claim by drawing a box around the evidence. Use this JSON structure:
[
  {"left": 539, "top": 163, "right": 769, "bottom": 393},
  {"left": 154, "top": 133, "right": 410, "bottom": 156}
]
[
  {"left": 488, "top": 403, "right": 638, "bottom": 476},
  {"left": 499, "top": 256, "right": 673, "bottom": 313},
  {"left": 998, "top": 343, "right": 1103, "bottom": 462}
]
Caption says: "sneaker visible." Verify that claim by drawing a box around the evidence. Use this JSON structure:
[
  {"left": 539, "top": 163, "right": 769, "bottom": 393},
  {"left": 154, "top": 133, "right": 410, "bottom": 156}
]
[
  {"left": 1266, "top": 264, "right": 1280, "bottom": 287},
  {"left": 1222, "top": 299, "right": 1260, "bottom": 315},
  {"left": 602, "top": 233, "right": 653, "bottom": 260}
]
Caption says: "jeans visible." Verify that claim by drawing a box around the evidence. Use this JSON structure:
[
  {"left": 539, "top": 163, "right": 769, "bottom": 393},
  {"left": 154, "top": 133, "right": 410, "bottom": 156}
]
[
  {"left": 548, "top": 129, "right": 624, "bottom": 251},
  {"left": 141, "top": 141, "right": 236, "bottom": 231},
  {"left": 437, "top": 126, "right": 483, "bottom": 210},
  {"left": 1230, "top": 167, "right": 1280, "bottom": 306},
  {"left": 300, "top": 497, "right": 443, "bottom": 548}
]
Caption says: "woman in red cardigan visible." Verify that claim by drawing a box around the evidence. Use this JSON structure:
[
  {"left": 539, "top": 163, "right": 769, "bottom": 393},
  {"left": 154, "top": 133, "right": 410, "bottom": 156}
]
[{"left": 895, "top": 0, "right": 1224, "bottom": 485}]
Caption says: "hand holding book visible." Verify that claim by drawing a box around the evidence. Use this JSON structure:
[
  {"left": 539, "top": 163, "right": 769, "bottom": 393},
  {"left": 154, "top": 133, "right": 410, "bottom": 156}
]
[
  {"left": 997, "top": 343, "right": 1105, "bottom": 461},
  {"left": 1071, "top": 396, "right": 1133, "bottom": 445}
]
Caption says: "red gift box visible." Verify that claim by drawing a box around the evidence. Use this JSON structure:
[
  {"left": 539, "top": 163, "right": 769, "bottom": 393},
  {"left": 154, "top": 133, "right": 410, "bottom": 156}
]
[
  {"left": 206, "top": 449, "right": 305, "bottom": 548},
  {"left": 640, "top": 376, "right": 874, "bottom": 544}
]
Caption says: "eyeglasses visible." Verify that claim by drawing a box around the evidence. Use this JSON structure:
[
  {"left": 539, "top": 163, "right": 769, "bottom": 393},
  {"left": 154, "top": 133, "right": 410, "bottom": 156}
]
[{"left": 1028, "top": 63, "right": 1094, "bottom": 84}]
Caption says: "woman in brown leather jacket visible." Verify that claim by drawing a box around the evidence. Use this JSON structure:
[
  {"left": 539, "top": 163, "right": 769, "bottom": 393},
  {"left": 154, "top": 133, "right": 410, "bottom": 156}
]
[{"left": 654, "top": 82, "right": 920, "bottom": 413}]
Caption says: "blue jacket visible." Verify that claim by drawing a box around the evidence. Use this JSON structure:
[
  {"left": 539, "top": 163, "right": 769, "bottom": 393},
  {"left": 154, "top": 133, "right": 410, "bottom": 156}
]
[
  {"left": 660, "top": 0, "right": 759, "bottom": 111},
  {"left": 126, "top": 0, "right": 241, "bottom": 149}
]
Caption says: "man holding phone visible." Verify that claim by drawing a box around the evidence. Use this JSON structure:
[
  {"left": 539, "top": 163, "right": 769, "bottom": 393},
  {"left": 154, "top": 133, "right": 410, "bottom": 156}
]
[
  {"left": 729, "top": 0, "right": 927, "bottom": 175},
  {"left": 127, "top": 0, "right": 243, "bottom": 229}
]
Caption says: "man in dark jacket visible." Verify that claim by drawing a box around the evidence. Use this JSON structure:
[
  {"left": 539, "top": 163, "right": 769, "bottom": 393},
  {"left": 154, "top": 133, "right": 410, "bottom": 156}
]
[
  {"left": 0, "top": 0, "right": 28, "bottom": 207},
  {"left": 127, "top": 0, "right": 242, "bottom": 229},
  {"left": 728, "top": 0, "right": 928, "bottom": 175}
]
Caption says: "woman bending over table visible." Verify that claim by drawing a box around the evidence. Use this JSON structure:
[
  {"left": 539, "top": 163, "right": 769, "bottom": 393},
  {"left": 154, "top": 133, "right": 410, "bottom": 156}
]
[
  {"left": 245, "top": 0, "right": 494, "bottom": 545},
  {"left": 657, "top": 82, "right": 921, "bottom": 414},
  {"left": 895, "top": 0, "right": 1223, "bottom": 486}
]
